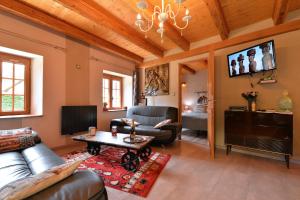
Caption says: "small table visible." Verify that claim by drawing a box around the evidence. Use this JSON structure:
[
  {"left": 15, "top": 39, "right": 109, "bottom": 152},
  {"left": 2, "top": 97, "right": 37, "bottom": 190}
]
[{"left": 72, "top": 131, "right": 155, "bottom": 171}]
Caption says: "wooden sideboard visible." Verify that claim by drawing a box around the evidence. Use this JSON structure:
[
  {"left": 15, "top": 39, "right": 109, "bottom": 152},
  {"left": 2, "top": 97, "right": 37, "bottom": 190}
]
[{"left": 225, "top": 110, "right": 293, "bottom": 168}]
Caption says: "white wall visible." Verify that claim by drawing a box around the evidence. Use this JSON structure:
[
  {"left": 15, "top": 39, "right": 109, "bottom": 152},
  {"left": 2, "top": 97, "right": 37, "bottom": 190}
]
[{"left": 182, "top": 69, "right": 208, "bottom": 110}]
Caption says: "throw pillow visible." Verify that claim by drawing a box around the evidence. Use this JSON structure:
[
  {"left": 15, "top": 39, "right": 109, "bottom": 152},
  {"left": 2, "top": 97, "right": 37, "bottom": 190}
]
[
  {"left": 0, "top": 160, "right": 82, "bottom": 200},
  {"left": 121, "top": 118, "right": 140, "bottom": 126},
  {"left": 0, "top": 127, "right": 41, "bottom": 144},
  {"left": 154, "top": 119, "right": 172, "bottom": 129},
  {"left": 0, "top": 133, "right": 35, "bottom": 153}
]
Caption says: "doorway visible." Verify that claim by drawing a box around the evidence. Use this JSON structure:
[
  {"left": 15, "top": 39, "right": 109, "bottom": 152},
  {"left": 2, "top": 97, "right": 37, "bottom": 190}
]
[{"left": 178, "top": 52, "right": 215, "bottom": 158}]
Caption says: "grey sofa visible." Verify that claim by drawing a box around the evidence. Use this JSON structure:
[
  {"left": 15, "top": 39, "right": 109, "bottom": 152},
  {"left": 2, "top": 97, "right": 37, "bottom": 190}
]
[
  {"left": 0, "top": 130, "right": 107, "bottom": 200},
  {"left": 111, "top": 106, "right": 182, "bottom": 145}
]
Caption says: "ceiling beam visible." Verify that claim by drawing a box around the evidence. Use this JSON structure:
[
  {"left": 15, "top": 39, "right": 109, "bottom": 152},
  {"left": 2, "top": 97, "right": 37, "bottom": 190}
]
[
  {"left": 202, "top": 0, "right": 229, "bottom": 40},
  {"left": 140, "top": 18, "right": 300, "bottom": 67},
  {"left": 129, "top": 1, "right": 190, "bottom": 51},
  {"left": 273, "top": 0, "right": 291, "bottom": 25},
  {"left": 0, "top": 0, "right": 143, "bottom": 63},
  {"left": 54, "top": 0, "right": 164, "bottom": 58},
  {"left": 182, "top": 64, "right": 196, "bottom": 74}
]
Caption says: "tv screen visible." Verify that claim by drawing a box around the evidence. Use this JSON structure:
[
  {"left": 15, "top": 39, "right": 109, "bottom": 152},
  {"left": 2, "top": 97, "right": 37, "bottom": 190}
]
[
  {"left": 227, "top": 40, "right": 276, "bottom": 77},
  {"left": 61, "top": 106, "right": 97, "bottom": 135}
]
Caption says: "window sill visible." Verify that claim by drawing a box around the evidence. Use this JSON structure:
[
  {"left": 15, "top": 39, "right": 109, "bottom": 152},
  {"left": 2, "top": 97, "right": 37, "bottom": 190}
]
[
  {"left": 103, "top": 109, "right": 127, "bottom": 112},
  {"left": 0, "top": 114, "right": 43, "bottom": 119}
]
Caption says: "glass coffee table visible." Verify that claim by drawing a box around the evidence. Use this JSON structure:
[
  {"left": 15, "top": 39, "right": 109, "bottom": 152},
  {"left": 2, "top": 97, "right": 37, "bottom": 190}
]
[{"left": 72, "top": 131, "right": 155, "bottom": 171}]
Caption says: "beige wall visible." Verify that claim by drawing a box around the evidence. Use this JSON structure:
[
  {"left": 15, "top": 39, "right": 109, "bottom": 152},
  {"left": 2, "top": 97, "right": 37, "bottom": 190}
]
[
  {"left": 182, "top": 69, "right": 208, "bottom": 110},
  {"left": 215, "top": 30, "right": 300, "bottom": 160},
  {"left": 65, "top": 38, "right": 90, "bottom": 105},
  {"left": 0, "top": 12, "right": 135, "bottom": 148}
]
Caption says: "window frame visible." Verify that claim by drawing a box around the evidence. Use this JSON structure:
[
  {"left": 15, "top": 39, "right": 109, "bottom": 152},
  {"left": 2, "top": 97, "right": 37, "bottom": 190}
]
[
  {"left": 103, "top": 74, "right": 123, "bottom": 110},
  {"left": 0, "top": 52, "right": 31, "bottom": 116}
]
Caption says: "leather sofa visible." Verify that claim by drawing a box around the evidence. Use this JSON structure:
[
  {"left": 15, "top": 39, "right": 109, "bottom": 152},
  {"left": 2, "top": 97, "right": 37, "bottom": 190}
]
[
  {"left": 0, "top": 132, "right": 108, "bottom": 200},
  {"left": 111, "top": 106, "right": 182, "bottom": 145}
]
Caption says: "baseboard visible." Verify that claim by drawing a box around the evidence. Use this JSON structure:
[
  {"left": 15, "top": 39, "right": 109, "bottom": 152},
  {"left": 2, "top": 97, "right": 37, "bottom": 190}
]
[
  {"left": 216, "top": 145, "right": 300, "bottom": 165},
  {"left": 51, "top": 142, "right": 85, "bottom": 151}
]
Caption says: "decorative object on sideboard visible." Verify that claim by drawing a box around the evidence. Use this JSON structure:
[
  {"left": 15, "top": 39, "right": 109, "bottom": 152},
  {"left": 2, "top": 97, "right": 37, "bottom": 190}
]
[
  {"left": 278, "top": 90, "right": 293, "bottom": 112},
  {"left": 145, "top": 64, "right": 169, "bottom": 96},
  {"left": 228, "top": 106, "right": 247, "bottom": 111},
  {"left": 241, "top": 91, "right": 258, "bottom": 112}
]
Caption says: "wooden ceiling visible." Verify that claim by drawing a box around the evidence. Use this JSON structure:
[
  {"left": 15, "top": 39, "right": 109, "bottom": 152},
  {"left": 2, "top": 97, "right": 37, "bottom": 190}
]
[{"left": 0, "top": 0, "right": 300, "bottom": 64}]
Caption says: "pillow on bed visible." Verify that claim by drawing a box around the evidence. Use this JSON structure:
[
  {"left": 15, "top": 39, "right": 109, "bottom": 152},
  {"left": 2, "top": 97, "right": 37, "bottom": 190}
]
[{"left": 154, "top": 119, "right": 172, "bottom": 129}]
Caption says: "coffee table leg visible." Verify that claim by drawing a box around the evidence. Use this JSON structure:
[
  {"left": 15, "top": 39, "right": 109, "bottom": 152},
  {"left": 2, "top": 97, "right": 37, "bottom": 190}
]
[
  {"left": 121, "top": 150, "right": 140, "bottom": 172},
  {"left": 138, "top": 145, "right": 152, "bottom": 161},
  {"left": 87, "top": 142, "right": 101, "bottom": 155}
]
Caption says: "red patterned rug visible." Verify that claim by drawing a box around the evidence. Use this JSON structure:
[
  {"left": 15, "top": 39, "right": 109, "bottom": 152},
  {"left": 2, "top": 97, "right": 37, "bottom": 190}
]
[{"left": 63, "top": 147, "right": 171, "bottom": 197}]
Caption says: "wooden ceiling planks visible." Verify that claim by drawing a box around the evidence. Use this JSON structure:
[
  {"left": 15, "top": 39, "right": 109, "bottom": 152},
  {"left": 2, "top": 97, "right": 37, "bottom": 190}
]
[
  {"left": 0, "top": 0, "right": 144, "bottom": 63},
  {"left": 202, "top": 0, "right": 229, "bottom": 40},
  {"left": 273, "top": 0, "right": 291, "bottom": 25},
  {"left": 93, "top": 0, "right": 177, "bottom": 51},
  {"left": 21, "top": 0, "right": 153, "bottom": 58},
  {"left": 53, "top": 0, "right": 164, "bottom": 57},
  {"left": 220, "top": 0, "right": 275, "bottom": 30},
  {"left": 122, "top": 0, "right": 190, "bottom": 51},
  {"left": 3, "top": 0, "right": 300, "bottom": 63}
]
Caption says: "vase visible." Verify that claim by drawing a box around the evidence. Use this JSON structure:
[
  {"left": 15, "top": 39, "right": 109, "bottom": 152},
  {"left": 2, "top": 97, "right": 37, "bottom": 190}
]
[
  {"left": 279, "top": 91, "right": 293, "bottom": 112},
  {"left": 248, "top": 100, "right": 256, "bottom": 112}
]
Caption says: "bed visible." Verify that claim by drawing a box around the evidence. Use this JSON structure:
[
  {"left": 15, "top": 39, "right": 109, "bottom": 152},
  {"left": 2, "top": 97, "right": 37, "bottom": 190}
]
[{"left": 182, "top": 111, "right": 208, "bottom": 132}]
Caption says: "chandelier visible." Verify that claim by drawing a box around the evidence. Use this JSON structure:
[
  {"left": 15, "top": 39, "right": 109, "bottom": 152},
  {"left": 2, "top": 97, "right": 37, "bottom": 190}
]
[{"left": 135, "top": 0, "right": 191, "bottom": 42}]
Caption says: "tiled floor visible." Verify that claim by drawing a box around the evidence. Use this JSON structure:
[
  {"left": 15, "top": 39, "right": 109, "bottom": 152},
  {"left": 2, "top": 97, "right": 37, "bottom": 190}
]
[{"left": 56, "top": 133, "right": 300, "bottom": 200}]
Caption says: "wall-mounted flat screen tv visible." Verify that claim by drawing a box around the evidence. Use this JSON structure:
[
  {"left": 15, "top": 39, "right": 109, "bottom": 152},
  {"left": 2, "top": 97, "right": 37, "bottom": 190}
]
[
  {"left": 227, "top": 40, "right": 276, "bottom": 77},
  {"left": 61, "top": 105, "right": 97, "bottom": 135}
]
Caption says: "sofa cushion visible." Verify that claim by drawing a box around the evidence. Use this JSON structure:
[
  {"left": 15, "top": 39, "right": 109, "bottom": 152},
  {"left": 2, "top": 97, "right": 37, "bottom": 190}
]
[
  {"left": 22, "top": 143, "right": 65, "bottom": 175},
  {"left": 28, "top": 170, "right": 106, "bottom": 200},
  {"left": 0, "top": 152, "right": 32, "bottom": 189},
  {"left": 121, "top": 125, "right": 173, "bottom": 141}
]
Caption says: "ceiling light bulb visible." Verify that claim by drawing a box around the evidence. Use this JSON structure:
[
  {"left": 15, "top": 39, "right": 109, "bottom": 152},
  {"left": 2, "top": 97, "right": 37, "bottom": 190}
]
[
  {"left": 185, "top": 8, "right": 190, "bottom": 16},
  {"left": 159, "top": 22, "right": 164, "bottom": 28},
  {"left": 137, "top": 13, "right": 142, "bottom": 20}
]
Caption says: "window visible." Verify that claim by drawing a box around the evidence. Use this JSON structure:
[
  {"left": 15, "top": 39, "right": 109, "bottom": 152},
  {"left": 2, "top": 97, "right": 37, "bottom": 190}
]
[
  {"left": 103, "top": 74, "right": 123, "bottom": 110},
  {"left": 0, "top": 52, "right": 30, "bottom": 115}
]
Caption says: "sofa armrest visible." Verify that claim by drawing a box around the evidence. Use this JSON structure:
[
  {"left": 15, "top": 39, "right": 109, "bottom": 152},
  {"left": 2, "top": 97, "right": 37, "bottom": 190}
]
[
  {"left": 160, "top": 122, "right": 182, "bottom": 132},
  {"left": 160, "top": 122, "right": 182, "bottom": 141},
  {"left": 27, "top": 170, "right": 107, "bottom": 200},
  {"left": 110, "top": 118, "right": 127, "bottom": 129}
]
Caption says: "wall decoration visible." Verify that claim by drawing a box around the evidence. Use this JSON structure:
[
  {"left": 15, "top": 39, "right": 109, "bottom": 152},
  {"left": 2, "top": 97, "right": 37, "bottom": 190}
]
[{"left": 145, "top": 64, "right": 169, "bottom": 96}]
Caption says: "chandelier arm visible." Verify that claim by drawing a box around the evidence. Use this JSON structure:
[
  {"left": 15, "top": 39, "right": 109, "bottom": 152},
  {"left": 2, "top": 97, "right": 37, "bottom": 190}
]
[
  {"left": 173, "top": 3, "right": 182, "bottom": 18},
  {"left": 165, "top": 4, "right": 171, "bottom": 15},
  {"left": 153, "top": 5, "right": 162, "bottom": 14},
  {"left": 173, "top": 20, "right": 190, "bottom": 30},
  {"left": 138, "top": 12, "right": 156, "bottom": 32}
]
